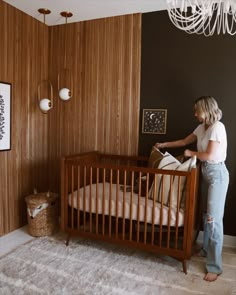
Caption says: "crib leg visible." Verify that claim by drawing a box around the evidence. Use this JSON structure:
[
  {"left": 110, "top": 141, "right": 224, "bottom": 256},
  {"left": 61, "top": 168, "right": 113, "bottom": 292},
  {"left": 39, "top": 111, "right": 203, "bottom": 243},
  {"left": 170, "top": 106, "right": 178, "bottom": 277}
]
[
  {"left": 193, "top": 229, "right": 200, "bottom": 244},
  {"left": 66, "top": 233, "right": 71, "bottom": 246},
  {"left": 182, "top": 260, "right": 187, "bottom": 274}
]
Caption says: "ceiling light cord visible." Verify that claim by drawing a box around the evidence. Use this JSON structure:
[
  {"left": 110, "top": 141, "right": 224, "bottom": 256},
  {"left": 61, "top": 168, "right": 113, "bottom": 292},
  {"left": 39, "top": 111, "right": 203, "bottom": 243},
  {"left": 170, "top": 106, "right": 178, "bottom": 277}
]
[
  {"left": 37, "top": 8, "right": 53, "bottom": 114},
  {"left": 58, "top": 11, "right": 73, "bottom": 101}
]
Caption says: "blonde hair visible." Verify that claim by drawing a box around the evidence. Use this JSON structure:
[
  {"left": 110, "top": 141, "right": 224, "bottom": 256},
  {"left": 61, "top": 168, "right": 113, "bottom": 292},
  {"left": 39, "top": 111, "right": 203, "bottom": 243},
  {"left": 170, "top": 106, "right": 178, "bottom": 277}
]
[{"left": 194, "top": 96, "right": 222, "bottom": 125}]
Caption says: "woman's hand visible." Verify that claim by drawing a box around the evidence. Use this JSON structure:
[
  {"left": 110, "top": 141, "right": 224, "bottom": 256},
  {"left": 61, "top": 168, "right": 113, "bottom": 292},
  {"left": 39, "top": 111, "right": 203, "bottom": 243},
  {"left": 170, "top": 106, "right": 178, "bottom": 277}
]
[
  {"left": 155, "top": 142, "right": 166, "bottom": 149},
  {"left": 184, "top": 149, "right": 194, "bottom": 158}
]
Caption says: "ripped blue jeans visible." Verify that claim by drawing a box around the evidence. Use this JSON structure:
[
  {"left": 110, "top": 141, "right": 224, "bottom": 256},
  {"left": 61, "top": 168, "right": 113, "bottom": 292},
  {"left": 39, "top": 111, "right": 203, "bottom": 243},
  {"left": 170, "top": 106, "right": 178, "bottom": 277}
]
[{"left": 201, "top": 161, "right": 229, "bottom": 274}]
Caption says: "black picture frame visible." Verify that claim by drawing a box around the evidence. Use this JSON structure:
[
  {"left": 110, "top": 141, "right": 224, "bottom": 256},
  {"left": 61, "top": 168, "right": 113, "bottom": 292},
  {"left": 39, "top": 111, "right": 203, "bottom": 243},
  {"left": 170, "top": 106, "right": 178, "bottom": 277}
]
[
  {"left": 142, "top": 109, "right": 167, "bottom": 134},
  {"left": 0, "top": 82, "right": 11, "bottom": 151}
]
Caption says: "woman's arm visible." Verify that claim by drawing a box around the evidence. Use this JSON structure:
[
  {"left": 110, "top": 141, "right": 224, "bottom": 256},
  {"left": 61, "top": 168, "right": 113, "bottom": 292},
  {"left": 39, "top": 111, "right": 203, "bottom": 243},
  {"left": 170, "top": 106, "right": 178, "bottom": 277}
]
[
  {"left": 184, "top": 140, "right": 220, "bottom": 161},
  {"left": 155, "top": 133, "right": 197, "bottom": 149}
]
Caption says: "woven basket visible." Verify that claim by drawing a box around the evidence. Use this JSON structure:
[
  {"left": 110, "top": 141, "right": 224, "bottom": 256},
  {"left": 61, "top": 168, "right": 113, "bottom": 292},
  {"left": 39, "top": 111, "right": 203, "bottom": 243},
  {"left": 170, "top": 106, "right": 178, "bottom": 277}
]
[{"left": 25, "top": 192, "right": 58, "bottom": 237}]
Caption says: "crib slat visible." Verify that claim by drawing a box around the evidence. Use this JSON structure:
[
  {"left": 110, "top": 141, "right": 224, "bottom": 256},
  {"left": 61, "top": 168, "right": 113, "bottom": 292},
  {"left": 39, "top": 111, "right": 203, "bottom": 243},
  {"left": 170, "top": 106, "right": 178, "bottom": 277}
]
[
  {"left": 129, "top": 171, "right": 134, "bottom": 241},
  {"left": 89, "top": 166, "right": 93, "bottom": 232},
  {"left": 77, "top": 166, "right": 80, "bottom": 231},
  {"left": 167, "top": 175, "right": 173, "bottom": 248},
  {"left": 115, "top": 170, "right": 119, "bottom": 239},
  {"left": 102, "top": 168, "right": 105, "bottom": 236},
  {"left": 183, "top": 175, "right": 191, "bottom": 252},
  {"left": 95, "top": 168, "right": 99, "bottom": 234},
  {"left": 136, "top": 171, "right": 142, "bottom": 243},
  {"left": 83, "top": 166, "right": 87, "bottom": 231},
  {"left": 71, "top": 165, "right": 74, "bottom": 230},
  {"left": 151, "top": 175, "right": 157, "bottom": 245},
  {"left": 108, "top": 169, "right": 113, "bottom": 237},
  {"left": 143, "top": 173, "right": 149, "bottom": 244},
  {"left": 64, "top": 165, "right": 69, "bottom": 230},
  {"left": 122, "top": 170, "right": 127, "bottom": 240},
  {"left": 175, "top": 176, "right": 182, "bottom": 249},
  {"left": 159, "top": 175, "right": 164, "bottom": 247}
]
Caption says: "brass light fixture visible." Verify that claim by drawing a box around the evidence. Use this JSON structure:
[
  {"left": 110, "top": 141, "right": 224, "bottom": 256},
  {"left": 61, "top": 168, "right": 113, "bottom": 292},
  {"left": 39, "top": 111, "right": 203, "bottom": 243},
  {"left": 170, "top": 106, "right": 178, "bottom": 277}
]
[
  {"left": 58, "top": 11, "right": 73, "bottom": 101},
  {"left": 38, "top": 8, "right": 53, "bottom": 113}
]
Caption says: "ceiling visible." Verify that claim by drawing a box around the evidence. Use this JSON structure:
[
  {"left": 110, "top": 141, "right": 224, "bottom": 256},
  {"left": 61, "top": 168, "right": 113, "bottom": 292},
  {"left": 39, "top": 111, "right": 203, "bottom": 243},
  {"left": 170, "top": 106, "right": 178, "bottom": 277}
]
[{"left": 3, "top": 0, "right": 167, "bottom": 26}]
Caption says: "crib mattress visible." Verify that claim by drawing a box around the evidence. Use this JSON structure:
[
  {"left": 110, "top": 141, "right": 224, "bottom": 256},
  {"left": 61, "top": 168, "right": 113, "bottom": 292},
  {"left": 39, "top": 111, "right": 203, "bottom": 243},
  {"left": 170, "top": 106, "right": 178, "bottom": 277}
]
[{"left": 68, "top": 182, "right": 184, "bottom": 227}]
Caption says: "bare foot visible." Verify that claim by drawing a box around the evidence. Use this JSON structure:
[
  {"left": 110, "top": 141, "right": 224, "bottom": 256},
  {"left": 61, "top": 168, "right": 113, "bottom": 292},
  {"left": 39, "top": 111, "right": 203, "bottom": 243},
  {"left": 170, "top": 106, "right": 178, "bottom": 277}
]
[
  {"left": 193, "top": 248, "right": 207, "bottom": 257},
  {"left": 194, "top": 251, "right": 203, "bottom": 257},
  {"left": 192, "top": 244, "right": 202, "bottom": 256},
  {"left": 204, "top": 273, "right": 218, "bottom": 282}
]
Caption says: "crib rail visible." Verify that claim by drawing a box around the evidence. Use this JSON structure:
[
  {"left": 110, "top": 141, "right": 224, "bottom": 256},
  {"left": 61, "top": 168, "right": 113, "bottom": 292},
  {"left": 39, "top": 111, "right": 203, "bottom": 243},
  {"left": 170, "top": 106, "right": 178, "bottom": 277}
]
[{"left": 61, "top": 151, "right": 199, "bottom": 273}]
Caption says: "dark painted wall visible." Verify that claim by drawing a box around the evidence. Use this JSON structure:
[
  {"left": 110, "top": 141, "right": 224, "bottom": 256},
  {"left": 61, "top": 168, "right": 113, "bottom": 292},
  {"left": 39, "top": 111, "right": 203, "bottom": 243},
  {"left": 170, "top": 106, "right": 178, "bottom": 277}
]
[{"left": 139, "top": 11, "right": 236, "bottom": 236}]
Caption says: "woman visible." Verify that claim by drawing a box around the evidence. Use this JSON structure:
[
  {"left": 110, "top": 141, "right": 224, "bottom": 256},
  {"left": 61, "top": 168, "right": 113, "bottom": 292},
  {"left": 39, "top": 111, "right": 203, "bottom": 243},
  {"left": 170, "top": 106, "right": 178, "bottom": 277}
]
[{"left": 155, "top": 96, "right": 229, "bottom": 282}]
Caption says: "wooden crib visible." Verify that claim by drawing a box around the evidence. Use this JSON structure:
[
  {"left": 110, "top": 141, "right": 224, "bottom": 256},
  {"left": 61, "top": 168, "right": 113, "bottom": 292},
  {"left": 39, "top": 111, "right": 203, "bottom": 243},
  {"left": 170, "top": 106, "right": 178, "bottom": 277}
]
[{"left": 61, "top": 151, "right": 200, "bottom": 273}]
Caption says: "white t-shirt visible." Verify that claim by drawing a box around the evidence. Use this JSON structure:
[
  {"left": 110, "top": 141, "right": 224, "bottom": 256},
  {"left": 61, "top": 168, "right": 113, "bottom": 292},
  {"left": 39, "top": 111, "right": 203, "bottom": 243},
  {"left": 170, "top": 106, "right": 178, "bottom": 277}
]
[{"left": 193, "top": 121, "right": 227, "bottom": 164}]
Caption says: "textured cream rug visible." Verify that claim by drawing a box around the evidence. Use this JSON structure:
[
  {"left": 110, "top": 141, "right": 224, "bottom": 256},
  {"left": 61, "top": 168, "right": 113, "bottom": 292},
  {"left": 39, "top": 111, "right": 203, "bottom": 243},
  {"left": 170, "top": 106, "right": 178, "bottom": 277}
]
[{"left": 0, "top": 233, "right": 236, "bottom": 295}]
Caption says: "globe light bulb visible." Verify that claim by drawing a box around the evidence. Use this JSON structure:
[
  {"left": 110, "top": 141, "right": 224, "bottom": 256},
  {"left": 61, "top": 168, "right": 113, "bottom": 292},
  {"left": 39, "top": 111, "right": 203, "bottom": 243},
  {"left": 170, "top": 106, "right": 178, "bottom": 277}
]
[
  {"left": 59, "top": 88, "right": 72, "bottom": 101},
  {"left": 39, "top": 98, "right": 52, "bottom": 113}
]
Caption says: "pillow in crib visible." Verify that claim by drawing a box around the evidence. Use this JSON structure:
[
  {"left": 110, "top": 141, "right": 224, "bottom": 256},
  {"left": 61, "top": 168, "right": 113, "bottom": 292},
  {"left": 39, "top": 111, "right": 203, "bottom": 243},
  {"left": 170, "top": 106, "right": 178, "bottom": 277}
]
[
  {"left": 148, "top": 146, "right": 164, "bottom": 168},
  {"left": 171, "top": 155, "right": 197, "bottom": 209},
  {"left": 147, "top": 146, "right": 165, "bottom": 192},
  {"left": 134, "top": 146, "right": 164, "bottom": 196},
  {"left": 175, "top": 154, "right": 185, "bottom": 163},
  {"left": 148, "top": 152, "right": 180, "bottom": 205}
]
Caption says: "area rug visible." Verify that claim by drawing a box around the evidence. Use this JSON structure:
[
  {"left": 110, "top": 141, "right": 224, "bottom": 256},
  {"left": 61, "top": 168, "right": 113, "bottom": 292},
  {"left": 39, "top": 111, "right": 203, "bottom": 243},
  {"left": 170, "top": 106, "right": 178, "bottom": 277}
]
[{"left": 0, "top": 233, "right": 235, "bottom": 295}]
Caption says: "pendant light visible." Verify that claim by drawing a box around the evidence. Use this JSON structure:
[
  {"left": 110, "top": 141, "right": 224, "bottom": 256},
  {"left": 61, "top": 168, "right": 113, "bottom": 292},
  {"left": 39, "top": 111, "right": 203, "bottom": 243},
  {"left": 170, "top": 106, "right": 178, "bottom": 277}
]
[
  {"left": 38, "top": 8, "right": 53, "bottom": 113},
  {"left": 38, "top": 80, "right": 53, "bottom": 113},
  {"left": 58, "top": 11, "right": 73, "bottom": 101}
]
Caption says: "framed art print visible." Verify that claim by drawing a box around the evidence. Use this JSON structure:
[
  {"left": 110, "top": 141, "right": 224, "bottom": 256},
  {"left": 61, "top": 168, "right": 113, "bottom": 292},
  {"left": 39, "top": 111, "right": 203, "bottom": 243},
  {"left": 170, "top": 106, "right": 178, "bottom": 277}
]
[
  {"left": 142, "top": 109, "right": 167, "bottom": 134},
  {"left": 0, "top": 82, "right": 11, "bottom": 151}
]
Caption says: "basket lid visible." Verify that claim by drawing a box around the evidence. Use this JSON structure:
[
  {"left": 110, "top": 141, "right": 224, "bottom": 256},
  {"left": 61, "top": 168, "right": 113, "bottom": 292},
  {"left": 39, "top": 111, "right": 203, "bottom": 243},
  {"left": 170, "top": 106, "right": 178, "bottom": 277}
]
[{"left": 25, "top": 192, "right": 58, "bottom": 205}]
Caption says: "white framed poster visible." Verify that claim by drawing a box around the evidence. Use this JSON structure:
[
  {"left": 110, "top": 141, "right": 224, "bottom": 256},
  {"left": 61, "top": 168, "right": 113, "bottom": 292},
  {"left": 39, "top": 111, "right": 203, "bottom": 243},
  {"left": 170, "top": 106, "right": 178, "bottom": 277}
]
[{"left": 0, "top": 82, "right": 11, "bottom": 151}]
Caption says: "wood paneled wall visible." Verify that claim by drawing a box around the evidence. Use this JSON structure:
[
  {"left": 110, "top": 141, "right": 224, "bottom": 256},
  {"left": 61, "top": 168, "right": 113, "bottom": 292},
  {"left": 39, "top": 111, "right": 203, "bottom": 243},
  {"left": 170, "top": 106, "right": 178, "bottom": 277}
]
[
  {"left": 0, "top": 3, "right": 141, "bottom": 236},
  {"left": 48, "top": 15, "right": 142, "bottom": 192},
  {"left": 0, "top": 2, "right": 49, "bottom": 235}
]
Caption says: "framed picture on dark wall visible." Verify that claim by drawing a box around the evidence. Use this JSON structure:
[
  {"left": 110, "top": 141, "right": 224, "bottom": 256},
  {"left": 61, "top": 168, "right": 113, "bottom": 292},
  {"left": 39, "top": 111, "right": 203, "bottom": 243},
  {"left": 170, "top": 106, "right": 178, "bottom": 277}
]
[
  {"left": 0, "top": 82, "right": 11, "bottom": 151},
  {"left": 142, "top": 109, "right": 167, "bottom": 134}
]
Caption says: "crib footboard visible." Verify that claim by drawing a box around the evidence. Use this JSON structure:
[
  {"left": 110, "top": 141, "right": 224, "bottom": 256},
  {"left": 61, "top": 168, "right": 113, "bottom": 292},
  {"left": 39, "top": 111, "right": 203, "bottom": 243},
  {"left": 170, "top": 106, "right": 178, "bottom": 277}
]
[{"left": 61, "top": 151, "right": 199, "bottom": 273}]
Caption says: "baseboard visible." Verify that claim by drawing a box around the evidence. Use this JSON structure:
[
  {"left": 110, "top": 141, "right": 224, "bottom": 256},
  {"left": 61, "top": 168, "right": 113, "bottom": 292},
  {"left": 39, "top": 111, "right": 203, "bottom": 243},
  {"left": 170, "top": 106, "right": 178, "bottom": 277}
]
[{"left": 197, "top": 231, "right": 236, "bottom": 248}]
